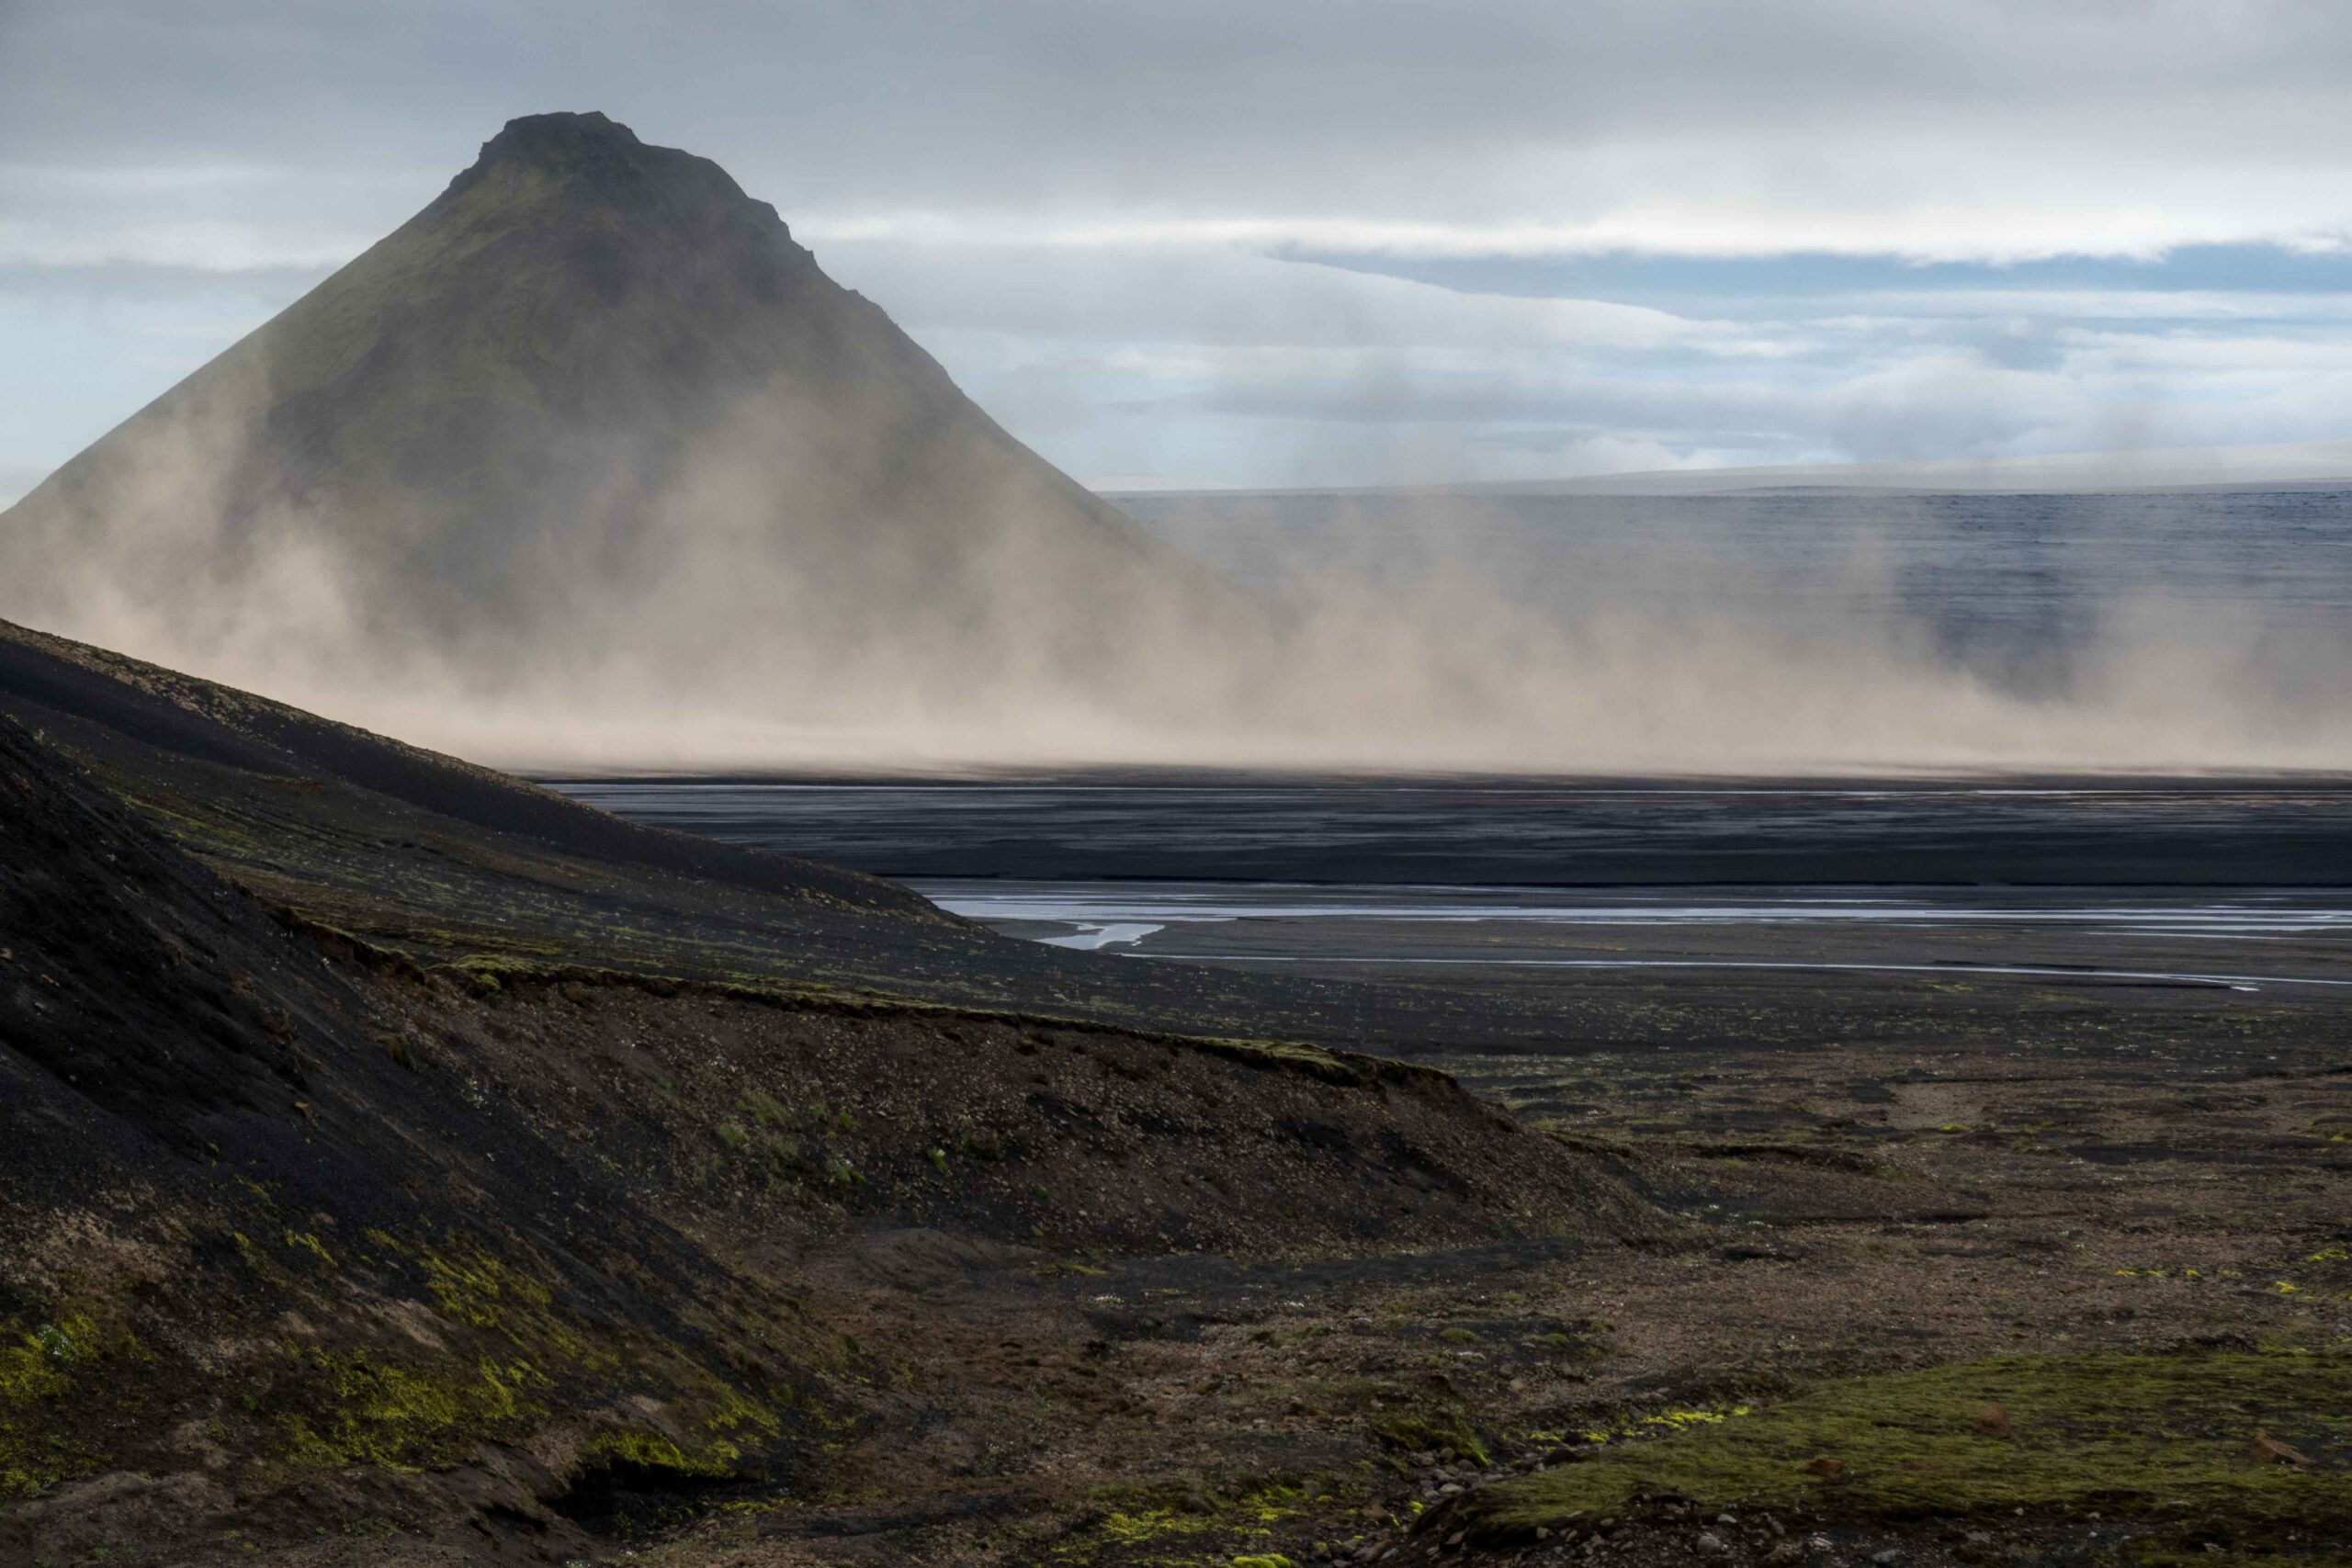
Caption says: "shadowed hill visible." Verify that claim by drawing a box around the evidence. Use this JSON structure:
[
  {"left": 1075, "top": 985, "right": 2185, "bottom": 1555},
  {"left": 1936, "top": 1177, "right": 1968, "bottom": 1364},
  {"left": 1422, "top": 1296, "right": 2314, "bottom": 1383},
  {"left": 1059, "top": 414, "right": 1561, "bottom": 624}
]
[
  {"left": 0, "top": 613, "right": 923, "bottom": 919},
  {"left": 0, "top": 613, "right": 1619, "bottom": 1049},
  {"left": 0, "top": 671, "right": 1657, "bottom": 1562},
  {"left": 0, "top": 697, "right": 842, "bottom": 1554},
  {"left": 0, "top": 112, "right": 1250, "bottom": 756}
]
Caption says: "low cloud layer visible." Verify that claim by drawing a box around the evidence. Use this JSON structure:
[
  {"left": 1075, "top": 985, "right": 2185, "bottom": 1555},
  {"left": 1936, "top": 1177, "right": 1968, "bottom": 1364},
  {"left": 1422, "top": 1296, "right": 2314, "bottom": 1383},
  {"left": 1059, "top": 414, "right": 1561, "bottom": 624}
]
[{"left": 5, "top": 2, "right": 2352, "bottom": 488}]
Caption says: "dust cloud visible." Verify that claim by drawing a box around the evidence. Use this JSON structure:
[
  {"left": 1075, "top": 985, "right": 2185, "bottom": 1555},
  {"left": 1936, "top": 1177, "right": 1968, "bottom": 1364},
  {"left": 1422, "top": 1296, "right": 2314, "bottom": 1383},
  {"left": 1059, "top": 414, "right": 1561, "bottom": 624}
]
[{"left": 4, "top": 383, "right": 2348, "bottom": 778}]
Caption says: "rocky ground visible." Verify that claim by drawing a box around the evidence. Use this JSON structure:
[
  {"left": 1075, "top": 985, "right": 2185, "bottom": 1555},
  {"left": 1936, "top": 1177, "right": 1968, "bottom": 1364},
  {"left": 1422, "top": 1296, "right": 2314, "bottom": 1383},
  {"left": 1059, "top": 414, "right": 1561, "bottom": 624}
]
[
  {"left": 4, "top": 622, "right": 2348, "bottom": 1567},
  {"left": 594, "top": 1021, "right": 2351, "bottom": 1568}
]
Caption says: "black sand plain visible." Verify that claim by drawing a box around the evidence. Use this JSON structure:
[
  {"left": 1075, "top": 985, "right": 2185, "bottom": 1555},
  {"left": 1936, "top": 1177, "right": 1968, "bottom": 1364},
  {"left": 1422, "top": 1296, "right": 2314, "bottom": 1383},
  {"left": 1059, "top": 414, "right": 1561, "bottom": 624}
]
[
  {"left": 547, "top": 772, "right": 2352, "bottom": 887},
  {"left": 515, "top": 774, "right": 2352, "bottom": 1566}
]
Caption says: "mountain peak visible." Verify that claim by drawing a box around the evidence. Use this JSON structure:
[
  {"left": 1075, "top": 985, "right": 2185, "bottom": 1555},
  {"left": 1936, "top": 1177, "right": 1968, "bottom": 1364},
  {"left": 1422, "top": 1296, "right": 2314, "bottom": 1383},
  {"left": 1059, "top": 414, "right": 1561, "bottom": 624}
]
[
  {"left": 442, "top": 110, "right": 788, "bottom": 240},
  {"left": 477, "top": 110, "right": 645, "bottom": 171}
]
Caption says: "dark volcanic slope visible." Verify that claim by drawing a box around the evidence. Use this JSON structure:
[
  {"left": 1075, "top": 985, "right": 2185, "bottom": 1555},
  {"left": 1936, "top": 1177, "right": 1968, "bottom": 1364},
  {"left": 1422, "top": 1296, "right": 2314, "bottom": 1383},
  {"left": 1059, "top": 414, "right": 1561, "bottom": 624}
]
[
  {"left": 0, "top": 613, "right": 1036, "bottom": 1001},
  {"left": 0, "top": 615, "right": 917, "bottom": 917},
  {"left": 0, "top": 689, "right": 1655, "bottom": 1561},
  {"left": 0, "top": 615, "right": 1555, "bottom": 1047},
  {"left": 0, "top": 698, "right": 834, "bottom": 1552},
  {"left": 0, "top": 112, "right": 1238, "bottom": 717}
]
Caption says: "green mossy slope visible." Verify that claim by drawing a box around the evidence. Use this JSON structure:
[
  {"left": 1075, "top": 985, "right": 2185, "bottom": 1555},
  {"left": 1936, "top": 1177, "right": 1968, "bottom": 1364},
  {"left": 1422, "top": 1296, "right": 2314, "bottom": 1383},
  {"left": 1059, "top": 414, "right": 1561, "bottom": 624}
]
[{"left": 1464, "top": 1347, "right": 2351, "bottom": 1558}]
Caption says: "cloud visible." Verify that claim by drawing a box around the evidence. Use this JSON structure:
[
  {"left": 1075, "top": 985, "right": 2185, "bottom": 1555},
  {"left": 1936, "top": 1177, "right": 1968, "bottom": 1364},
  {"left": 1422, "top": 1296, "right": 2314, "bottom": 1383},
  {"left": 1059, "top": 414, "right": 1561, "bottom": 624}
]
[
  {"left": 12, "top": 2, "right": 2352, "bottom": 265},
  {"left": 5, "top": 0, "right": 2352, "bottom": 485},
  {"left": 816, "top": 239, "right": 1738, "bottom": 354}
]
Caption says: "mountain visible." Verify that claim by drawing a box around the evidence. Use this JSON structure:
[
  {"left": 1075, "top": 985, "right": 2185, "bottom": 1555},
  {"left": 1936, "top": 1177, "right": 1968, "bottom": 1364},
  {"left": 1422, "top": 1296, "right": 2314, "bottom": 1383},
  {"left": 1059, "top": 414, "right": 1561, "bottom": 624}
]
[{"left": 0, "top": 113, "right": 1243, "bottom": 761}]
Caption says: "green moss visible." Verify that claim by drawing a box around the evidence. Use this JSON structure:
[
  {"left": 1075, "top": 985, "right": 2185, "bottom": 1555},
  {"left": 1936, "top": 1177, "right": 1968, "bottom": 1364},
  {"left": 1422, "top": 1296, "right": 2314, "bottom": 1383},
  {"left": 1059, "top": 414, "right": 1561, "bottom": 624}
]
[
  {"left": 417, "top": 1243, "right": 560, "bottom": 1337},
  {"left": 231, "top": 1230, "right": 276, "bottom": 1279},
  {"left": 0, "top": 1310, "right": 147, "bottom": 1497},
  {"left": 581, "top": 1427, "right": 741, "bottom": 1480},
  {"left": 282, "top": 1228, "right": 338, "bottom": 1271},
  {"left": 1065, "top": 1477, "right": 1320, "bottom": 1562},
  {"left": 0, "top": 1316, "right": 93, "bottom": 1495},
  {"left": 738, "top": 1089, "right": 794, "bottom": 1128},
  {"left": 1467, "top": 1348, "right": 2352, "bottom": 1554},
  {"left": 259, "top": 1231, "right": 787, "bottom": 1489},
  {"left": 1196, "top": 1037, "right": 1369, "bottom": 1086},
  {"left": 1090, "top": 1505, "right": 1217, "bottom": 1549},
  {"left": 962, "top": 1130, "right": 1009, "bottom": 1160},
  {"left": 277, "top": 1351, "right": 543, "bottom": 1472},
  {"left": 1372, "top": 1412, "right": 1489, "bottom": 1467},
  {"left": 29, "top": 1323, "right": 80, "bottom": 1367}
]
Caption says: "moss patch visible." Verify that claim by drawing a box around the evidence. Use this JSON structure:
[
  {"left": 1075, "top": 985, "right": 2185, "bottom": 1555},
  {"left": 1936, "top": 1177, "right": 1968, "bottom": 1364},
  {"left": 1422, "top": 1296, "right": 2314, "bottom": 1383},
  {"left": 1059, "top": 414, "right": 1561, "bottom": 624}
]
[
  {"left": 261, "top": 1230, "right": 783, "bottom": 1488},
  {"left": 1059, "top": 1477, "right": 1324, "bottom": 1564},
  {"left": 277, "top": 1350, "right": 543, "bottom": 1471},
  {"left": 0, "top": 1314, "right": 110, "bottom": 1495},
  {"left": 1372, "top": 1411, "right": 1489, "bottom": 1468},
  {"left": 581, "top": 1427, "right": 742, "bottom": 1480},
  {"left": 1465, "top": 1347, "right": 2352, "bottom": 1555}
]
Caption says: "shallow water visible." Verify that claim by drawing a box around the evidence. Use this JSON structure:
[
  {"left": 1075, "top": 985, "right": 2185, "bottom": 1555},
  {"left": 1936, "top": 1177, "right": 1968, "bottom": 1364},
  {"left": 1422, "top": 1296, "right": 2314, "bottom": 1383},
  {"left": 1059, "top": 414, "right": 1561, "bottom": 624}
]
[
  {"left": 917, "top": 879, "right": 2352, "bottom": 993},
  {"left": 543, "top": 774, "right": 2352, "bottom": 991},
  {"left": 919, "top": 882, "right": 2352, "bottom": 935}
]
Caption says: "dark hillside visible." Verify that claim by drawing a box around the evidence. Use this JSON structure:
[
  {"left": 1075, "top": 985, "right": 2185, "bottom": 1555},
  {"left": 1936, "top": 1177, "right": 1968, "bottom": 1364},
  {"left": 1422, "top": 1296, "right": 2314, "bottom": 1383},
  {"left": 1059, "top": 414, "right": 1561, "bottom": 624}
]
[
  {"left": 0, "top": 706, "right": 835, "bottom": 1558},
  {"left": 0, "top": 615, "right": 922, "bottom": 917},
  {"left": 0, "top": 615, "right": 1618, "bottom": 1051},
  {"left": 0, "top": 697, "right": 1657, "bottom": 1561}
]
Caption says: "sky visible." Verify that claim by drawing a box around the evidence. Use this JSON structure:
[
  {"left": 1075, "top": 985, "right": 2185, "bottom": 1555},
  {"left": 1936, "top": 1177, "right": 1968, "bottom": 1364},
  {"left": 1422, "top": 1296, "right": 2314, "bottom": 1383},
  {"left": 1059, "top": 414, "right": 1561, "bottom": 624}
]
[{"left": 6, "top": 0, "right": 2352, "bottom": 500}]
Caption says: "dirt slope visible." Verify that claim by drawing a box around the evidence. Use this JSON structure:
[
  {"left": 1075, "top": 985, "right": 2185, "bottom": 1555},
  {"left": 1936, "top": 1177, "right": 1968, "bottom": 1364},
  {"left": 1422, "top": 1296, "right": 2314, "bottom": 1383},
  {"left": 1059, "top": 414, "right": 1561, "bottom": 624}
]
[{"left": 0, "top": 705, "right": 1655, "bottom": 1564}]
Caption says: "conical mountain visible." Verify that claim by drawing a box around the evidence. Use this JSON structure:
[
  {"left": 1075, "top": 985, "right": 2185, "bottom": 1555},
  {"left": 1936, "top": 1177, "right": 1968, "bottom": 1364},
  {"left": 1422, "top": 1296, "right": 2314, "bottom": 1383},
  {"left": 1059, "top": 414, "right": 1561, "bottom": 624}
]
[{"left": 0, "top": 112, "right": 1246, "bottom": 762}]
